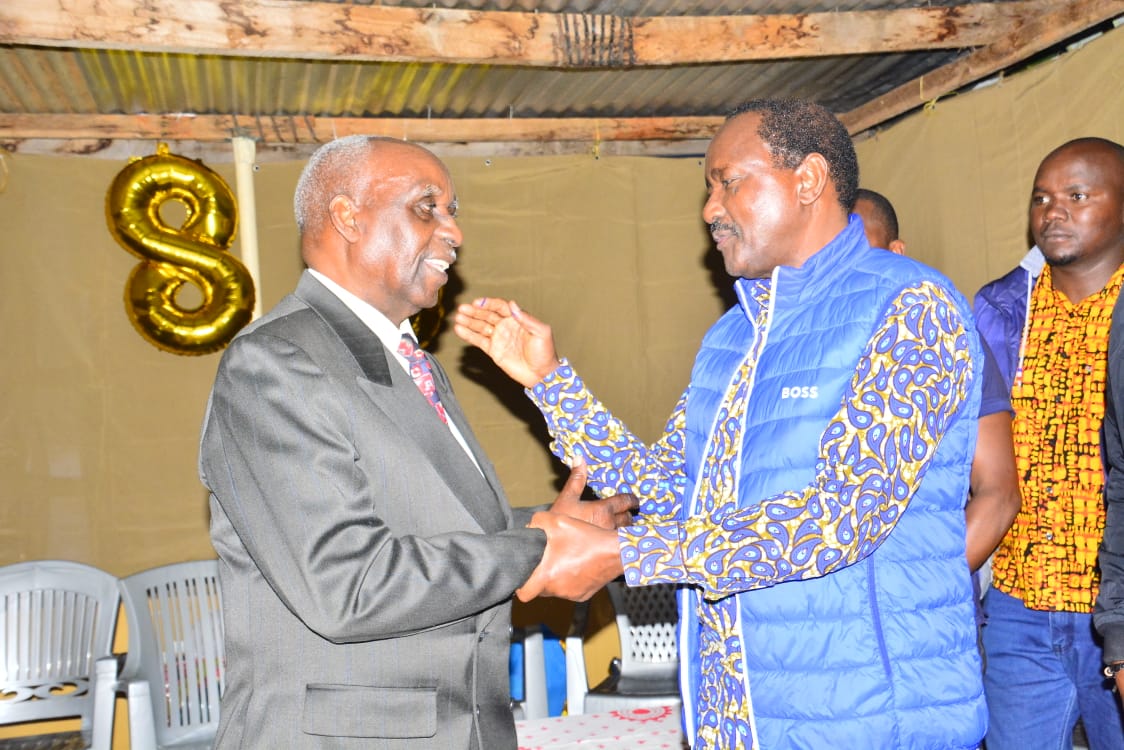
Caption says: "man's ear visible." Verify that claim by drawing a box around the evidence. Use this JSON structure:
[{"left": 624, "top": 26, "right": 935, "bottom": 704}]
[
  {"left": 795, "top": 153, "right": 830, "bottom": 206},
  {"left": 328, "top": 194, "right": 360, "bottom": 243},
  {"left": 889, "top": 239, "right": 907, "bottom": 256}
]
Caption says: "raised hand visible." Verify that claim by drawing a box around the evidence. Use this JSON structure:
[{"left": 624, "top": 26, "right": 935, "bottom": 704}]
[
  {"left": 454, "top": 297, "right": 562, "bottom": 388},
  {"left": 516, "top": 511, "right": 624, "bottom": 602}
]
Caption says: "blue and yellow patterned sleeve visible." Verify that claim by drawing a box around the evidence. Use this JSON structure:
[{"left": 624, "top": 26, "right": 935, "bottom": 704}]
[
  {"left": 534, "top": 282, "right": 975, "bottom": 599},
  {"left": 622, "top": 281, "right": 975, "bottom": 598},
  {"left": 529, "top": 362, "right": 689, "bottom": 520}
]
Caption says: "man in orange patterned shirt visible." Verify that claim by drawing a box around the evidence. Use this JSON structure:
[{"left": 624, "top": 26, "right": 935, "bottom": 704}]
[{"left": 974, "top": 138, "right": 1124, "bottom": 749}]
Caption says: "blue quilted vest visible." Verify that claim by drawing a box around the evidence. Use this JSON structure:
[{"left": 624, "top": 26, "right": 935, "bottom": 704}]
[{"left": 678, "top": 217, "right": 986, "bottom": 749}]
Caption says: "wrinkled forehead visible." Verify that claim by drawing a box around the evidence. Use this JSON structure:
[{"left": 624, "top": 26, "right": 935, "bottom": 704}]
[
  {"left": 705, "top": 113, "right": 769, "bottom": 169},
  {"left": 372, "top": 142, "right": 456, "bottom": 193}
]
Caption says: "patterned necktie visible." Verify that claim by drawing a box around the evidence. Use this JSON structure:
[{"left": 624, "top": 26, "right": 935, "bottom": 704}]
[{"left": 398, "top": 333, "right": 448, "bottom": 424}]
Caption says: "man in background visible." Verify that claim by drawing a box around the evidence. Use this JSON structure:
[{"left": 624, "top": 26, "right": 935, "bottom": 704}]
[
  {"left": 854, "top": 187, "right": 1020, "bottom": 578},
  {"left": 853, "top": 187, "right": 906, "bottom": 255},
  {"left": 975, "top": 137, "right": 1124, "bottom": 749}
]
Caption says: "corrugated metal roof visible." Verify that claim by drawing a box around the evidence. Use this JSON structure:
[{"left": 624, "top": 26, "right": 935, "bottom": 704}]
[{"left": 0, "top": 0, "right": 1117, "bottom": 158}]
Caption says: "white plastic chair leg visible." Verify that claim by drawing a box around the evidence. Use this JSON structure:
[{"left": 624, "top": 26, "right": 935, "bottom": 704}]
[
  {"left": 90, "top": 656, "right": 119, "bottom": 750},
  {"left": 565, "top": 601, "right": 592, "bottom": 715},
  {"left": 126, "top": 680, "right": 159, "bottom": 750},
  {"left": 521, "top": 628, "right": 549, "bottom": 719}
]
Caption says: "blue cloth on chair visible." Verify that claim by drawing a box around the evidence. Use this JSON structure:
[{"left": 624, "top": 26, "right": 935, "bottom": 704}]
[{"left": 510, "top": 626, "right": 567, "bottom": 716}]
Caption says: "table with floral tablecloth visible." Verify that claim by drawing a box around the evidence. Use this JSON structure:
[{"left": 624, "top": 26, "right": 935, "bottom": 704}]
[{"left": 516, "top": 704, "right": 687, "bottom": 750}]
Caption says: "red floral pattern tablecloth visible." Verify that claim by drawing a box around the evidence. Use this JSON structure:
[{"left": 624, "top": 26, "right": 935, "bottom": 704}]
[{"left": 516, "top": 704, "right": 686, "bottom": 750}]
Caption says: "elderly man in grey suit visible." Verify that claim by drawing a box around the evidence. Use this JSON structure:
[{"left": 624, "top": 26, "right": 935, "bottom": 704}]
[{"left": 199, "top": 135, "right": 634, "bottom": 749}]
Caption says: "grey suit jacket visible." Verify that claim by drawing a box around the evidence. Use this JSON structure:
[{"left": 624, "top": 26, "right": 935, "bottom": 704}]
[{"left": 199, "top": 272, "right": 547, "bottom": 749}]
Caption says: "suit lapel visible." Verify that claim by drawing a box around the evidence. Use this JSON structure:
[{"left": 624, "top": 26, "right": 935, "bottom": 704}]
[
  {"left": 427, "top": 355, "right": 514, "bottom": 524},
  {"left": 294, "top": 272, "right": 509, "bottom": 533},
  {"left": 292, "top": 273, "right": 395, "bottom": 385}
]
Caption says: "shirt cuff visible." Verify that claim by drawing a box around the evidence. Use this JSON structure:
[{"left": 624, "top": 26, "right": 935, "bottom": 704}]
[
  {"left": 1101, "top": 622, "right": 1124, "bottom": 665},
  {"left": 619, "top": 521, "right": 689, "bottom": 586},
  {"left": 527, "top": 357, "right": 574, "bottom": 398}
]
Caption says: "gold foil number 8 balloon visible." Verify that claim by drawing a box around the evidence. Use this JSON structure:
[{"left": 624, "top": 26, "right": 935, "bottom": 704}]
[{"left": 105, "top": 143, "right": 255, "bottom": 355}]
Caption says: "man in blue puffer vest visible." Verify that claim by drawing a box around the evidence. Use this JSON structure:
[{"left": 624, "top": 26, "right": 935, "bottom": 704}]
[{"left": 455, "top": 99, "right": 987, "bottom": 750}]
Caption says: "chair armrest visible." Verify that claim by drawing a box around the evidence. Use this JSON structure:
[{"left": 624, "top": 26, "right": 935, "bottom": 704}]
[{"left": 96, "top": 651, "right": 159, "bottom": 750}]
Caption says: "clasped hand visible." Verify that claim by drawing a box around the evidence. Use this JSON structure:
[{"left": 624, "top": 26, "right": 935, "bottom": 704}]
[{"left": 517, "top": 459, "right": 636, "bottom": 602}]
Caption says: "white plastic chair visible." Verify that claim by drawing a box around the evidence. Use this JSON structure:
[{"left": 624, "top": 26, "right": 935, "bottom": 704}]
[
  {"left": 565, "top": 581, "right": 680, "bottom": 715},
  {"left": 0, "top": 560, "right": 120, "bottom": 750},
  {"left": 117, "top": 560, "right": 224, "bottom": 750}
]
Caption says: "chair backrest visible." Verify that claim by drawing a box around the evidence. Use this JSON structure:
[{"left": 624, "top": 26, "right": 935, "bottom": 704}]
[
  {"left": 605, "top": 581, "right": 678, "bottom": 680},
  {"left": 0, "top": 560, "right": 120, "bottom": 730},
  {"left": 119, "top": 559, "right": 224, "bottom": 748}
]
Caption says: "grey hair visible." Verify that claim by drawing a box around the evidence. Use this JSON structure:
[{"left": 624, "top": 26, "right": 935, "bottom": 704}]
[{"left": 293, "top": 135, "right": 384, "bottom": 235}]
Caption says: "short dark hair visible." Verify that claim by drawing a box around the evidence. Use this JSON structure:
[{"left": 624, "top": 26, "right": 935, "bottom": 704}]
[
  {"left": 726, "top": 99, "right": 859, "bottom": 212},
  {"left": 854, "top": 188, "right": 900, "bottom": 242}
]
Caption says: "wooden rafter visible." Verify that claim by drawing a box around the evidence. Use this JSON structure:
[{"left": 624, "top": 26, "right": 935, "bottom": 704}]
[
  {"left": 841, "top": 0, "right": 1124, "bottom": 133},
  {"left": 1, "top": 0, "right": 1058, "bottom": 67},
  {"left": 0, "top": 112, "right": 724, "bottom": 144}
]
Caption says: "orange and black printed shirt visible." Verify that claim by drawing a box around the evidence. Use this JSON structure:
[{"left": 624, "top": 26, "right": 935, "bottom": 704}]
[{"left": 992, "top": 264, "right": 1124, "bottom": 612}]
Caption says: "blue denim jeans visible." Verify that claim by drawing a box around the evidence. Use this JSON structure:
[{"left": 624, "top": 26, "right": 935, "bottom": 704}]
[{"left": 982, "top": 587, "right": 1124, "bottom": 750}]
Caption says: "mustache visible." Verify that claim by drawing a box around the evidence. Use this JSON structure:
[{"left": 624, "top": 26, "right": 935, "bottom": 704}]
[{"left": 709, "top": 221, "right": 737, "bottom": 235}]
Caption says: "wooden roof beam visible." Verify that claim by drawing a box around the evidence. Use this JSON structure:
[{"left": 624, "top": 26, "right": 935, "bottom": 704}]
[
  {"left": 0, "top": 112, "right": 725, "bottom": 143},
  {"left": 1, "top": 0, "right": 1058, "bottom": 67},
  {"left": 841, "top": 0, "right": 1124, "bottom": 134}
]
